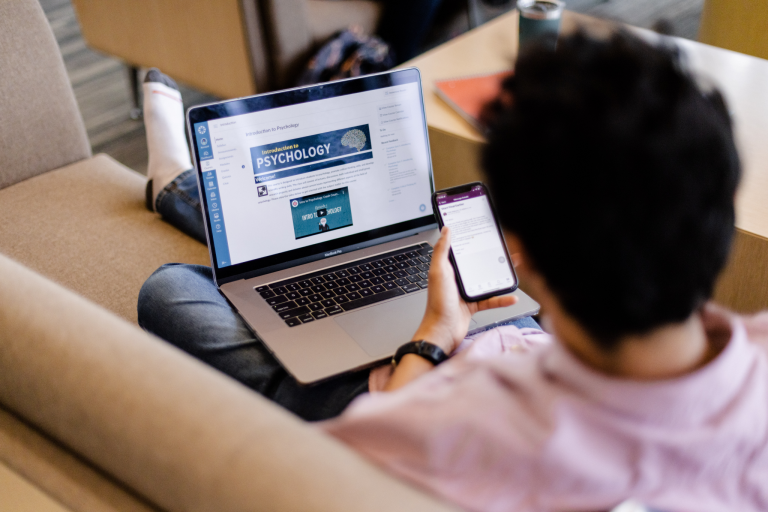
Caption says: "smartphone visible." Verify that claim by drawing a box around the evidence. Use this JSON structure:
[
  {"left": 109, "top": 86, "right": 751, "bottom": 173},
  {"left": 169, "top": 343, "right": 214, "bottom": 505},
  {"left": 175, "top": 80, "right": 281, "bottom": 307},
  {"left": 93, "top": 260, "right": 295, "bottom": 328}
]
[{"left": 432, "top": 182, "right": 518, "bottom": 302}]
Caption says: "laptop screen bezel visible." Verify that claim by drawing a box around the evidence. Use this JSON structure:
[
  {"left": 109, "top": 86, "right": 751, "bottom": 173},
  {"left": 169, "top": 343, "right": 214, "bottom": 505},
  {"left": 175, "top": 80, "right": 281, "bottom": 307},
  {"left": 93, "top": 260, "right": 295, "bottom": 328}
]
[{"left": 187, "top": 68, "right": 437, "bottom": 285}]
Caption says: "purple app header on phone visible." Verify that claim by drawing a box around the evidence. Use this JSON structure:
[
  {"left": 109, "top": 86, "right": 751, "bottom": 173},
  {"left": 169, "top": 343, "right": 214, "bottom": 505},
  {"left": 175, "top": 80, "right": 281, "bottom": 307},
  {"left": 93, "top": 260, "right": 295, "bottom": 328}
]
[{"left": 436, "top": 185, "right": 486, "bottom": 206}]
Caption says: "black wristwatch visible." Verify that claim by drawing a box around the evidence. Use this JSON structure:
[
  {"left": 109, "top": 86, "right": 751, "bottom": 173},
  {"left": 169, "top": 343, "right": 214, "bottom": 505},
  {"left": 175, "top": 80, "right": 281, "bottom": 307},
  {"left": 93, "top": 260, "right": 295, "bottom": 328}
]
[{"left": 393, "top": 340, "right": 449, "bottom": 367}]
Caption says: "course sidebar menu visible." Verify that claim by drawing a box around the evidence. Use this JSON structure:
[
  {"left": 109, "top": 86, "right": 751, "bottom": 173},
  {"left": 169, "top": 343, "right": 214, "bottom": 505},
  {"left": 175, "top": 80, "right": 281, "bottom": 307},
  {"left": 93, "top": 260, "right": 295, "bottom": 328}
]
[{"left": 202, "top": 170, "right": 232, "bottom": 267}]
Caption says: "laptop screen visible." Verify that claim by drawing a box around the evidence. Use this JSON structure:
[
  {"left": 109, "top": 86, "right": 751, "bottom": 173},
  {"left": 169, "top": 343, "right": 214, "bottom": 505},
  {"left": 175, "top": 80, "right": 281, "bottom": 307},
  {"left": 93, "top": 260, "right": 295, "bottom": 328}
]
[{"left": 188, "top": 69, "right": 436, "bottom": 282}]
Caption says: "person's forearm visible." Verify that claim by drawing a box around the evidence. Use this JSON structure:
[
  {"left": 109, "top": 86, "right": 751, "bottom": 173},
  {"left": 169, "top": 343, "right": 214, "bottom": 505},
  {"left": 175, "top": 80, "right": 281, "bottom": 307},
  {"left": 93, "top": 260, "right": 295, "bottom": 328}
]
[{"left": 383, "top": 353, "right": 435, "bottom": 391}]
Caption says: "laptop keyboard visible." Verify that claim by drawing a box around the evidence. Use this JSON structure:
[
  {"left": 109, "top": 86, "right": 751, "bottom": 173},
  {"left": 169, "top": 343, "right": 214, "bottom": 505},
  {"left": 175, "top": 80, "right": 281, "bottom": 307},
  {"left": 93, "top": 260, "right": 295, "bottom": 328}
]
[{"left": 256, "top": 243, "right": 433, "bottom": 327}]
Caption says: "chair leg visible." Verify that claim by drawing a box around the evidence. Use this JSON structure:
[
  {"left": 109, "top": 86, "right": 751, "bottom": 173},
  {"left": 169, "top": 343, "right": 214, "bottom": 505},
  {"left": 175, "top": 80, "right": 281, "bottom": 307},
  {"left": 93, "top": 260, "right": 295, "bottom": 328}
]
[
  {"left": 466, "top": 0, "right": 482, "bottom": 29},
  {"left": 128, "top": 65, "right": 142, "bottom": 120}
]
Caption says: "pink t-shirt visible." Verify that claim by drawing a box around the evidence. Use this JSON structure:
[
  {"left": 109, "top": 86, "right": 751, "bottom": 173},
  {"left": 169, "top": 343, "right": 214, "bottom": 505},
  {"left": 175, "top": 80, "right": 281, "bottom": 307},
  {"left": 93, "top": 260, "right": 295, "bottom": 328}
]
[{"left": 321, "top": 306, "right": 768, "bottom": 511}]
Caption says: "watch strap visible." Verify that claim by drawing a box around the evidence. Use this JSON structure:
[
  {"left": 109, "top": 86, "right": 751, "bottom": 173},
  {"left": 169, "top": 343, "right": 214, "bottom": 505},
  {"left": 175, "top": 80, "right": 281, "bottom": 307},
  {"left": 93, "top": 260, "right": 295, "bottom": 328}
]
[{"left": 393, "top": 340, "right": 449, "bottom": 366}]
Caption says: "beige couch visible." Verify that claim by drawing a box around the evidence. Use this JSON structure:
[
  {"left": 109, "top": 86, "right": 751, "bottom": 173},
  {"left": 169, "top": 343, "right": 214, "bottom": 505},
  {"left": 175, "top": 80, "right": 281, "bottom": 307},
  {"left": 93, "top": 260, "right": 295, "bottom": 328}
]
[{"left": 0, "top": 1, "right": 456, "bottom": 510}]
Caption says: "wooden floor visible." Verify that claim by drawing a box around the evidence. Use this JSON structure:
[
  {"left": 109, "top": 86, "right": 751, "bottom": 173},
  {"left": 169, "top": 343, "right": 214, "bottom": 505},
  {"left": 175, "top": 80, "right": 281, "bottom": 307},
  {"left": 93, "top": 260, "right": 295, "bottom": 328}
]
[{"left": 40, "top": 0, "right": 703, "bottom": 176}]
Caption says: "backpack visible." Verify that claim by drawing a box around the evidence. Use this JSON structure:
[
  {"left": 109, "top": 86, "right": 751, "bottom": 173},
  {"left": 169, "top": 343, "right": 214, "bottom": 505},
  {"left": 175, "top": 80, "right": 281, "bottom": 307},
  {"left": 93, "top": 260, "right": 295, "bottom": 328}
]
[{"left": 297, "top": 26, "right": 395, "bottom": 86}]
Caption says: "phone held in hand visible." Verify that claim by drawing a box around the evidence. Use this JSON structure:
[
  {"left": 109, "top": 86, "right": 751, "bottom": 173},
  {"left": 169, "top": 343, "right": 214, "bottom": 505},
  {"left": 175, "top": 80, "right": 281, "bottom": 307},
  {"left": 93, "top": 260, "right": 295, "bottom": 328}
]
[{"left": 432, "top": 182, "right": 518, "bottom": 302}]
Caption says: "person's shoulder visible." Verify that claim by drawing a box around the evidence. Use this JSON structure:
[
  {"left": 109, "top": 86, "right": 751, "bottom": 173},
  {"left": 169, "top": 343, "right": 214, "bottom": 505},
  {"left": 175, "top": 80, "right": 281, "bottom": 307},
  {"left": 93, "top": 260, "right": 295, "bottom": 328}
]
[
  {"left": 704, "top": 303, "right": 768, "bottom": 349},
  {"left": 741, "top": 311, "right": 768, "bottom": 348}
]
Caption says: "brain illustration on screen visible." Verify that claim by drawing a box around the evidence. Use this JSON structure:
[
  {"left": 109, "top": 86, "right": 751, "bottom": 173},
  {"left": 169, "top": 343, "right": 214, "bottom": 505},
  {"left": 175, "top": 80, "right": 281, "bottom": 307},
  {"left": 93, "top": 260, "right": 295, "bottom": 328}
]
[{"left": 340, "top": 129, "right": 367, "bottom": 151}]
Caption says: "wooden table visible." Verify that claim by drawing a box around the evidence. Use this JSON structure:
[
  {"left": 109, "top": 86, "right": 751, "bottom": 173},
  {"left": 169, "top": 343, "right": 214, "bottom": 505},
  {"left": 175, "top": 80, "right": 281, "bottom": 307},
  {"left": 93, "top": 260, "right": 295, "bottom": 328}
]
[{"left": 403, "top": 10, "right": 768, "bottom": 313}]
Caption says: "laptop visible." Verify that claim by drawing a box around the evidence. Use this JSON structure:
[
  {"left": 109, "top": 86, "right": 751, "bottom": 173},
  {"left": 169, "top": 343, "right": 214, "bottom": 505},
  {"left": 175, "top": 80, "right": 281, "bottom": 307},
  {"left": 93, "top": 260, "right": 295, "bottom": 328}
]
[{"left": 186, "top": 68, "right": 539, "bottom": 383}]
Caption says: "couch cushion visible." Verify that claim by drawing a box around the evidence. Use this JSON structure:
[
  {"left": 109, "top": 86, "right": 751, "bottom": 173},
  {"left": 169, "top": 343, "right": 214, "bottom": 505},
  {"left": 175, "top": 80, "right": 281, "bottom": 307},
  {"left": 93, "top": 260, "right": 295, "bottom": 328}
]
[
  {"left": 0, "top": 0, "right": 91, "bottom": 190},
  {"left": 0, "top": 406, "right": 156, "bottom": 512},
  {"left": 0, "top": 154, "right": 209, "bottom": 323},
  {"left": 0, "top": 458, "right": 72, "bottom": 512}
]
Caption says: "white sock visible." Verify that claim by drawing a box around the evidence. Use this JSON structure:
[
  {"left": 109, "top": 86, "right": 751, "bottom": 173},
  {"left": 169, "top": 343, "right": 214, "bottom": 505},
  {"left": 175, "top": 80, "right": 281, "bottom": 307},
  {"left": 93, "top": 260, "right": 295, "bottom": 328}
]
[{"left": 143, "top": 81, "right": 192, "bottom": 208}]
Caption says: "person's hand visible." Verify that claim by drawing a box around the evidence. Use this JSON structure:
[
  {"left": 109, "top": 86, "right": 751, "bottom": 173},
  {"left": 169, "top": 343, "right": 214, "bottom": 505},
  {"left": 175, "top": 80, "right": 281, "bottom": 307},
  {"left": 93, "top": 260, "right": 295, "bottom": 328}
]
[
  {"left": 411, "top": 226, "right": 518, "bottom": 354},
  {"left": 384, "top": 227, "right": 518, "bottom": 392}
]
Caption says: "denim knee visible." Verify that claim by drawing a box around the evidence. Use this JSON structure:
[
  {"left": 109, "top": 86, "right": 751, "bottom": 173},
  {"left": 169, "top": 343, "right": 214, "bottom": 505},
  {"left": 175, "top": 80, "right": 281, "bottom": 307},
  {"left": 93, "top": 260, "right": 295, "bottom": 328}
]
[{"left": 137, "top": 263, "right": 212, "bottom": 331}]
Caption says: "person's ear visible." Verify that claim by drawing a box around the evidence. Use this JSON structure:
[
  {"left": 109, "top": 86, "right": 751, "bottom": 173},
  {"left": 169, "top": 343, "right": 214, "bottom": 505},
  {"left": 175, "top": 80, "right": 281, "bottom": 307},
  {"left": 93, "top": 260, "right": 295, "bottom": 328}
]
[
  {"left": 503, "top": 230, "right": 548, "bottom": 303},
  {"left": 503, "top": 230, "right": 529, "bottom": 271}
]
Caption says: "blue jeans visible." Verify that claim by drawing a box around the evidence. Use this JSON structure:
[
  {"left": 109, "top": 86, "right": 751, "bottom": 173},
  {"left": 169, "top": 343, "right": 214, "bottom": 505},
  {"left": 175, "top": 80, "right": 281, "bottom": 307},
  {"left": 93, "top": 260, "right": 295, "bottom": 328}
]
[
  {"left": 154, "top": 169, "right": 207, "bottom": 244},
  {"left": 143, "top": 174, "right": 540, "bottom": 421}
]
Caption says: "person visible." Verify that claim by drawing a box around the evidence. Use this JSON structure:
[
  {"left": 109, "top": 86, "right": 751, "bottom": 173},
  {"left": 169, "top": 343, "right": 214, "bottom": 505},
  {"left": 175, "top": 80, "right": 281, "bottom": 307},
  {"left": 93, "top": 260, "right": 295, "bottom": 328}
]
[
  {"left": 137, "top": 29, "right": 768, "bottom": 511},
  {"left": 137, "top": 67, "right": 541, "bottom": 420},
  {"left": 319, "top": 217, "right": 330, "bottom": 232}
]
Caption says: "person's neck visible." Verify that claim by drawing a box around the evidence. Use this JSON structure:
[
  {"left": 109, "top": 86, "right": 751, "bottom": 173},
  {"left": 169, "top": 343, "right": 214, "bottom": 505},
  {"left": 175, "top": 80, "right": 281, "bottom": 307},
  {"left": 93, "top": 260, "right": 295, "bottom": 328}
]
[
  {"left": 553, "top": 312, "right": 715, "bottom": 380},
  {"left": 505, "top": 242, "right": 720, "bottom": 380}
]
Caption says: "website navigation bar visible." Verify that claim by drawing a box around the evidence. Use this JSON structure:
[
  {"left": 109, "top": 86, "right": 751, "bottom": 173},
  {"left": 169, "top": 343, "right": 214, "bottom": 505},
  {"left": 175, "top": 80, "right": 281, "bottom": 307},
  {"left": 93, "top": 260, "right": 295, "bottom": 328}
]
[
  {"left": 194, "top": 121, "right": 213, "bottom": 161},
  {"left": 202, "top": 169, "right": 231, "bottom": 267}
]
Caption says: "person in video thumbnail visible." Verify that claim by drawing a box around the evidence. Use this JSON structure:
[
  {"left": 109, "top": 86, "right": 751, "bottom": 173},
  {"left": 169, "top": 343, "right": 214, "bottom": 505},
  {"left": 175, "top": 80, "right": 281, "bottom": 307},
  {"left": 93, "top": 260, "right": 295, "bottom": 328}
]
[
  {"left": 138, "top": 28, "right": 768, "bottom": 511},
  {"left": 318, "top": 217, "right": 330, "bottom": 232}
]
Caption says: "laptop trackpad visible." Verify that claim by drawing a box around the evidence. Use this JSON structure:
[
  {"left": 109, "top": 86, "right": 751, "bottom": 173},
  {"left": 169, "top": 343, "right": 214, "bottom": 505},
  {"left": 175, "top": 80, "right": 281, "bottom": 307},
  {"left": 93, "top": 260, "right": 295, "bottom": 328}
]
[{"left": 335, "top": 293, "right": 427, "bottom": 358}]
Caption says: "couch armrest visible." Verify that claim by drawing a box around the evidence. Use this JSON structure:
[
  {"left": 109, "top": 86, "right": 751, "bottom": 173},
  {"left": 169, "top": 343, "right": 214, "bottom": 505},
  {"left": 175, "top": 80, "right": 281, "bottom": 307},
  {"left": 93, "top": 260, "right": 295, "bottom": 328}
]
[{"left": 0, "top": 254, "right": 457, "bottom": 512}]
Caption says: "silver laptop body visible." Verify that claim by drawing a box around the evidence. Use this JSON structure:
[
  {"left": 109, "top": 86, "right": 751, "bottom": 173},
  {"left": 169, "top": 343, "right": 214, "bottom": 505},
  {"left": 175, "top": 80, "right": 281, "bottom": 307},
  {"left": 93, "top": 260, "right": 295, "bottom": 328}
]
[{"left": 187, "top": 69, "right": 539, "bottom": 383}]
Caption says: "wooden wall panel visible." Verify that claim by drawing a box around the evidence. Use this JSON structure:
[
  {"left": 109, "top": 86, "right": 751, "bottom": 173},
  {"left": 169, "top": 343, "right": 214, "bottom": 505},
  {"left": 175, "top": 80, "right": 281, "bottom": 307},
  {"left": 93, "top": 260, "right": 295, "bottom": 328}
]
[
  {"left": 699, "top": 0, "right": 768, "bottom": 61},
  {"left": 714, "top": 229, "right": 768, "bottom": 313},
  {"left": 71, "top": 0, "right": 256, "bottom": 99},
  {"left": 427, "top": 127, "right": 484, "bottom": 191}
]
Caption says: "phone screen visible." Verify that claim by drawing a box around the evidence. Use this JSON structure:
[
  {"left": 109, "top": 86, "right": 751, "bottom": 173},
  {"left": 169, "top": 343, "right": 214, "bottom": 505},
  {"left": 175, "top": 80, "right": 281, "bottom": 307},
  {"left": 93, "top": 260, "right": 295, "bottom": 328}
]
[{"left": 435, "top": 185, "right": 516, "bottom": 299}]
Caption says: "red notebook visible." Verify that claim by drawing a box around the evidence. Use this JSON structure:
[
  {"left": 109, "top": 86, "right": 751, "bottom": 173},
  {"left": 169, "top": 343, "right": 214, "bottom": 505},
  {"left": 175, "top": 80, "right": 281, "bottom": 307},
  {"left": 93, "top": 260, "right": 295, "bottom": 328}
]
[{"left": 434, "top": 71, "right": 513, "bottom": 133}]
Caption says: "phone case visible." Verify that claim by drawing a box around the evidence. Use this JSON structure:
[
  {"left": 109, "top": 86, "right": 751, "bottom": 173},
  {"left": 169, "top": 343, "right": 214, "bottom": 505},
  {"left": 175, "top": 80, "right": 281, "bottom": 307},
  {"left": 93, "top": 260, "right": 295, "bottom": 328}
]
[{"left": 431, "top": 182, "right": 519, "bottom": 302}]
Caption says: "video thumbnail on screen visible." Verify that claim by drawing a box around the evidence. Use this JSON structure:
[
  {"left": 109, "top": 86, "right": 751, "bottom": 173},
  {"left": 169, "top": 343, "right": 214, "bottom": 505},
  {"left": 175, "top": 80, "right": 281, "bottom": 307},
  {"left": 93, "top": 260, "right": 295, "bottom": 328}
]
[{"left": 290, "top": 187, "right": 353, "bottom": 239}]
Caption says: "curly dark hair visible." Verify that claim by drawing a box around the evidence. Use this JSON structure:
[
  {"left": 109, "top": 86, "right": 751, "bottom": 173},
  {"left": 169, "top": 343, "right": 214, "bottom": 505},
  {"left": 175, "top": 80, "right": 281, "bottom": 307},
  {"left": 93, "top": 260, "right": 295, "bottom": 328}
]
[{"left": 483, "top": 30, "right": 741, "bottom": 348}]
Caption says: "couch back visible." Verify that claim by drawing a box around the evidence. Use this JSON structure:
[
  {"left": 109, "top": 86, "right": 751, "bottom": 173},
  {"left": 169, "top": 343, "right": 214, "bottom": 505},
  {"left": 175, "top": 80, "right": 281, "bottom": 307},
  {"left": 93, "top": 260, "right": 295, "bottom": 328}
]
[
  {"left": 0, "top": 0, "right": 91, "bottom": 191},
  {"left": 0, "top": 253, "right": 456, "bottom": 512}
]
